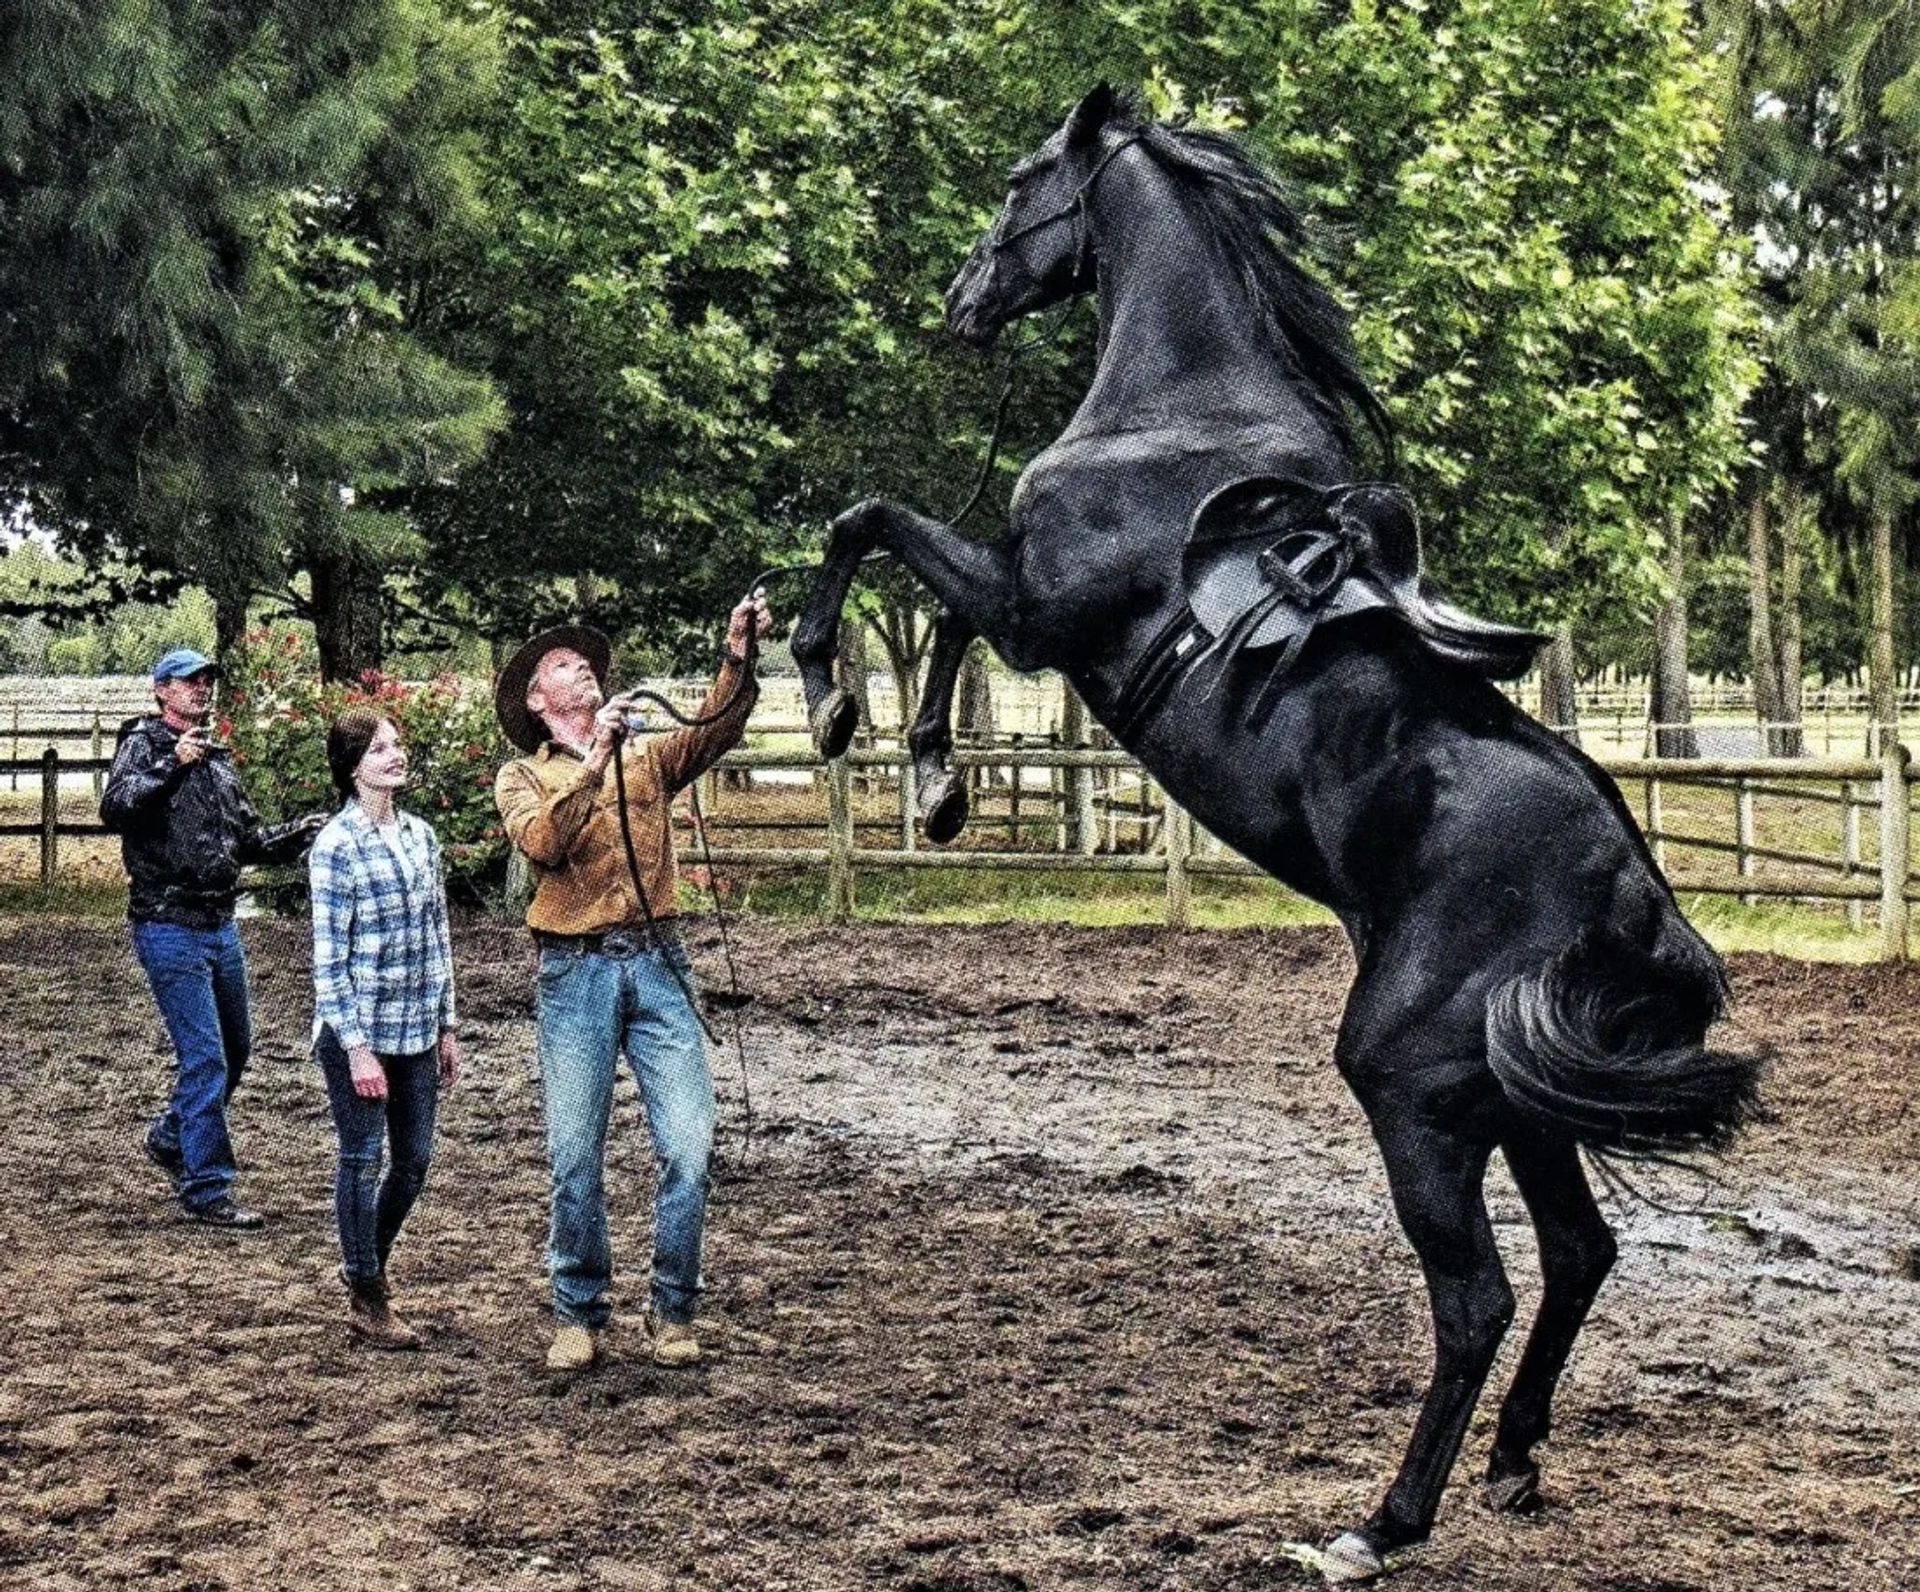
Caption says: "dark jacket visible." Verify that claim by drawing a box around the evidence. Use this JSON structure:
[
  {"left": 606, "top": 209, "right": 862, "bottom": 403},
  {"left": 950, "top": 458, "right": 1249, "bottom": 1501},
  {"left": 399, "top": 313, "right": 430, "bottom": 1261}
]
[{"left": 100, "top": 716, "right": 314, "bottom": 927}]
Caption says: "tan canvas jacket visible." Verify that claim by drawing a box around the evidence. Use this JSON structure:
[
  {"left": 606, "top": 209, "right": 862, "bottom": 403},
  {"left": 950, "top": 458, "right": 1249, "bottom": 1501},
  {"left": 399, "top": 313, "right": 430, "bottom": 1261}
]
[{"left": 494, "top": 661, "right": 756, "bottom": 935}]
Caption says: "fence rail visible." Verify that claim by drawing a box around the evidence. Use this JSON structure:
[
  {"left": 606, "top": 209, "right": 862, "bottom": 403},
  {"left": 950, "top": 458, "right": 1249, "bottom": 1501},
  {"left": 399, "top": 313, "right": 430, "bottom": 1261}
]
[
  {"left": 670, "top": 740, "right": 1920, "bottom": 958},
  {"left": 12, "top": 741, "right": 1920, "bottom": 957}
]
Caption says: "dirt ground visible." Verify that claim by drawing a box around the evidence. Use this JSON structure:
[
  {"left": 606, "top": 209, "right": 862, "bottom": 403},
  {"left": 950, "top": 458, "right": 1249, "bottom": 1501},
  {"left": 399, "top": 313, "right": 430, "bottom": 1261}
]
[{"left": 1, "top": 914, "right": 1916, "bottom": 1592}]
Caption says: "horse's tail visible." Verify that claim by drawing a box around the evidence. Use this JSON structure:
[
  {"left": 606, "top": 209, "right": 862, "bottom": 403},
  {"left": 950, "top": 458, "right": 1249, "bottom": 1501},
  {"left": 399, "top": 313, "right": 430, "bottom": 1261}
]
[{"left": 1485, "top": 927, "right": 1765, "bottom": 1157}]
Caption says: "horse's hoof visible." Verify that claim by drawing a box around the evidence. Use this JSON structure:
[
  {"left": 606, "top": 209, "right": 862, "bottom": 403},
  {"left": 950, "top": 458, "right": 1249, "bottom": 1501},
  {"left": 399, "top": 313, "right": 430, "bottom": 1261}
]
[
  {"left": 1319, "top": 1532, "right": 1389, "bottom": 1584},
  {"left": 1485, "top": 1466, "right": 1541, "bottom": 1515},
  {"left": 918, "top": 771, "right": 969, "bottom": 845},
  {"left": 810, "top": 689, "right": 859, "bottom": 760}
]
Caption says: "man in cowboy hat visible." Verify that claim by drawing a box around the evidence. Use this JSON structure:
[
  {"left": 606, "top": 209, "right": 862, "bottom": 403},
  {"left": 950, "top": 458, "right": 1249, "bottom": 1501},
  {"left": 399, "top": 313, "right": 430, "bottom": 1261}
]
[{"left": 494, "top": 595, "right": 770, "bottom": 1371}]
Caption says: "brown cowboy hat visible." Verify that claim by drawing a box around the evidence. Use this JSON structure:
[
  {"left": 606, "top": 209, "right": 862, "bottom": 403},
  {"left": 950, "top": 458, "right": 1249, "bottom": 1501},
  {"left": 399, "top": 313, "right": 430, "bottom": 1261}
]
[{"left": 494, "top": 624, "right": 613, "bottom": 754}]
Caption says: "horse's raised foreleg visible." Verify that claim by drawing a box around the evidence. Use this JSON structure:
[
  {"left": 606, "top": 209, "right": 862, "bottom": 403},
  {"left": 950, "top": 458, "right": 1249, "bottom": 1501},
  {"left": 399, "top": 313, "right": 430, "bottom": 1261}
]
[
  {"left": 1483, "top": 1133, "right": 1617, "bottom": 1514},
  {"left": 908, "top": 612, "right": 975, "bottom": 844},
  {"left": 792, "top": 498, "right": 1022, "bottom": 759},
  {"left": 1323, "top": 1118, "right": 1514, "bottom": 1583},
  {"left": 791, "top": 511, "right": 880, "bottom": 758}
]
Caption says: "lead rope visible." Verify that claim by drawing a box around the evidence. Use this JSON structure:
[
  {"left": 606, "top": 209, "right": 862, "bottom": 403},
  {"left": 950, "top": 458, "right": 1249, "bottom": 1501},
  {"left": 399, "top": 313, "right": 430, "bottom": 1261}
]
[{"left": 609, "top": 617, "right": 760, "bottom": 1171}]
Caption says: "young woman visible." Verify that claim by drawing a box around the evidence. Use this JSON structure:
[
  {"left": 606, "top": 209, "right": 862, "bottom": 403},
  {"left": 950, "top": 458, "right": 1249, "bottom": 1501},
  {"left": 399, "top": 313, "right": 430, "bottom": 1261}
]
[{"left": 309, "top": 709, "right": 460, "bottom": 1348}]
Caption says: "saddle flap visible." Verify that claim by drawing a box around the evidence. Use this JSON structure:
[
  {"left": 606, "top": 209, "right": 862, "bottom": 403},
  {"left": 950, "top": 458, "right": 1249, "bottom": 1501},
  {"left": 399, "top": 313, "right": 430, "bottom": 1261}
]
[
  {"left": 1183, "top": 476, "right": 1342, "bottom": 646},
  {"left": 1182, "top": 472, "right": 1546, "bottom": 677}
]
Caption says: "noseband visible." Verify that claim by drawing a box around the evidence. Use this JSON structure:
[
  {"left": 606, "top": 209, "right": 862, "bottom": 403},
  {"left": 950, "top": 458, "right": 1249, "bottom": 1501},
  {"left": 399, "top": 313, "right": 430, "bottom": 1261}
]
[{"left": 988, "top": 132, "right": 1146, "bottom": 288}]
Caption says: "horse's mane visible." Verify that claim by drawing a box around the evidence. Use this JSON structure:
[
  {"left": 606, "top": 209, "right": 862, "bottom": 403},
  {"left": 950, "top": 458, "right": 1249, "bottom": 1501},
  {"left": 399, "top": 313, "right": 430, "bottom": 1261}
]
[{"left": 1106, "top": 99, "right": 1396, "bottom": 470}]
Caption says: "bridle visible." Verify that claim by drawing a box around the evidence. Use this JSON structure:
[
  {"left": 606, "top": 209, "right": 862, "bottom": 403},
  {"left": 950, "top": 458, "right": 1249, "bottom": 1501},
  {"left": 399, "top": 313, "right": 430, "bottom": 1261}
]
[{"left": 988, "top": 131, "right": 1146, "bottom": 290}]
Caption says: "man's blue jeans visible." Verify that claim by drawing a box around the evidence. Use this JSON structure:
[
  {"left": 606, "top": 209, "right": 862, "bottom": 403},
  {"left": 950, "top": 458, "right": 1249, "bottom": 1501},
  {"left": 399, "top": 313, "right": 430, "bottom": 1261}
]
[
  {"left": 536, "top": 941, "right": 715, "bottom": 1329},
  {"left": 131, "top": 919, "right": 252, "bottom": 1210},
  {"left": 314, "top": 1025, "right": 440, "bottom": 1282}
]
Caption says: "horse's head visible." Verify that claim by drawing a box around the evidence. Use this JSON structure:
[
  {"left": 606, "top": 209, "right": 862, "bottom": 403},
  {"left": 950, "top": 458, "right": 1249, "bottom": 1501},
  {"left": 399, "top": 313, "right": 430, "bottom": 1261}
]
[{"left": 944, "top": 84, "right": 1133, "bottom": 348}]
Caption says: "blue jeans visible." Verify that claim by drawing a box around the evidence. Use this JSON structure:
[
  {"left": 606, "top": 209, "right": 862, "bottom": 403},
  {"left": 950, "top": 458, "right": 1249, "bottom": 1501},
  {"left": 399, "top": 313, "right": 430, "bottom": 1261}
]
[
  {"left": 315, "top": 1025, "right": 440, "bottom": 1282},
  {"left": 536, "top": 941, "right": 714, "bottom": 1328},
  {"left": 131, "top": 919, "right": 252, "bottom": 1209}
]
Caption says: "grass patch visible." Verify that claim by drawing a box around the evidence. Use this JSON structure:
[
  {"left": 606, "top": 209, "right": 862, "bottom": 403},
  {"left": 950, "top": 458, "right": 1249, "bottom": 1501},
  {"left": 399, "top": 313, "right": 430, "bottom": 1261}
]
[
  {"left": 699, "top": 866, "right": 1336, "bottom": 930},
  {"left": 1676, "top": 892, "right": 1886, "bottom": 963},
  {"left": 0, "top": 880, "right": 128, "bottom": 919},
  {"left": 694, "top": 868, "right": 1889, "bottom": 959}
]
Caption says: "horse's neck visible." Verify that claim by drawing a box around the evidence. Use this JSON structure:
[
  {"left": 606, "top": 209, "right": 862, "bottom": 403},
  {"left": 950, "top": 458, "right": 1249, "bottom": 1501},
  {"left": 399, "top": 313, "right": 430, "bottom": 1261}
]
[{"left": 1067, "top": 171, "right": 1302, "bottom": 438}]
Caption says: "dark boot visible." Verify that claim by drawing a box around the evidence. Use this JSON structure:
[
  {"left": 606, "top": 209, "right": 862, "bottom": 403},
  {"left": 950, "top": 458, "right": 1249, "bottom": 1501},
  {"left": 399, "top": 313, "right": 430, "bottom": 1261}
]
[{"left": 344, "top": 1271, "right": 420, "bottom": 1351}]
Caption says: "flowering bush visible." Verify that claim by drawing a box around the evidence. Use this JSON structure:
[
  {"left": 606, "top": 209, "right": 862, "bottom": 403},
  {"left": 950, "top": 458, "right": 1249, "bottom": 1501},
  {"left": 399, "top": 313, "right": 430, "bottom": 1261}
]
[{"left": 220, "top": 630, "right": 512, "bottom": 892}]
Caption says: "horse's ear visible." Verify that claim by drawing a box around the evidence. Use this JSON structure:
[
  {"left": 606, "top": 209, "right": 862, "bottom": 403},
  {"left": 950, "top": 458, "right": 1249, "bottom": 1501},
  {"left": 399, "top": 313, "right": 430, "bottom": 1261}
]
[{"left": 1066, "top": 83, "right": 1117, "bottom": 148}]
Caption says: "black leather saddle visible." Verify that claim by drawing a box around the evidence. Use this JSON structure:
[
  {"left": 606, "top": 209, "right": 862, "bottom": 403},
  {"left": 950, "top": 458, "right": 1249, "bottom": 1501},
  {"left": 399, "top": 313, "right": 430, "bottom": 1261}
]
[{"left": 1181, "top": 474, "right": 1544, "bottom": 684}]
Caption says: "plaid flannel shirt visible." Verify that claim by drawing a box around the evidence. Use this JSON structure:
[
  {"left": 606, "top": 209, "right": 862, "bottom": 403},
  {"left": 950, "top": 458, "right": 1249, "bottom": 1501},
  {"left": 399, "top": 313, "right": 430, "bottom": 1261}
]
[{"left": 309, "top": 803, "right": 456, "bottom": 1055}]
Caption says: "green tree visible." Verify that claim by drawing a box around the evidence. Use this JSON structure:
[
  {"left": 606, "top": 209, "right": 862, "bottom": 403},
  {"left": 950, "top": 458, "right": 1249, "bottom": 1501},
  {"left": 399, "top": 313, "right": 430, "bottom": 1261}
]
[
  {"left": 0, "top": 1, "right": 503, "bottom": 679},
  {"left": 1703, "top": 0, "right": 1920, "bottom": 737}
]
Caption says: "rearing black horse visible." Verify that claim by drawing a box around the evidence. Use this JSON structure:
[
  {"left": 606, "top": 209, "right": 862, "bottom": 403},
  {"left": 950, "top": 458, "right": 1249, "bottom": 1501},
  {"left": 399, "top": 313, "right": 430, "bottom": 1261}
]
[{"left": 791, "top": 86, "right": 1761, "bottom": 1582}]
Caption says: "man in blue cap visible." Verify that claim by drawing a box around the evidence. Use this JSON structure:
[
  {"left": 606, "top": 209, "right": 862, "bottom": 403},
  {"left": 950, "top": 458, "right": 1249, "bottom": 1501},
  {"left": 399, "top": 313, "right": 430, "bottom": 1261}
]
[{"left": 101, "top": 647, "right": 327, "bottom": 1228}]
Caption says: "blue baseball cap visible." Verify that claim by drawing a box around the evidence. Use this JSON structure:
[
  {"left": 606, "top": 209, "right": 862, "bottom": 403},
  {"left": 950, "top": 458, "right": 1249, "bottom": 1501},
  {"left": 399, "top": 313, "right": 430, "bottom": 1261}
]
[{"left": 152, "top": 648, "right": 221, "bottom": 684}]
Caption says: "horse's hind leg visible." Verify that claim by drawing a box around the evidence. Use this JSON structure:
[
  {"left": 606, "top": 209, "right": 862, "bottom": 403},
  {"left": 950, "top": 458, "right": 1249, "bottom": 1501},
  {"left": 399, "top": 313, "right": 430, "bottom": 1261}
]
[
  {"left": 909, "top": 612, "right": 974, "bottom": 844},
  {"left": 1325, "top": 1119, "right": 1514, "bottom": 1581},
  {"left": 1483, "top": 1132, "right": 1617, "bottom": 1513}
]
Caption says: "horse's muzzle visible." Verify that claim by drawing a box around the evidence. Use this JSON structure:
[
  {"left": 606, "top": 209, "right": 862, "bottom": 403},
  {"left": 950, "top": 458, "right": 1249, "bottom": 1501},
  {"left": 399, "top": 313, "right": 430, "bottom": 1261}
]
[{"left": 944, "top": 249, "right": 1008, "bottom": 349}]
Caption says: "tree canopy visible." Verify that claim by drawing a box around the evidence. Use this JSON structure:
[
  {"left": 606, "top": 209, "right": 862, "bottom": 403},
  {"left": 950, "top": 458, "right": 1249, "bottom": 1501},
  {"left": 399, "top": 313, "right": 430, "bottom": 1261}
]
[{"left": 3, "top": 0, "right": 1910, "bottom": 695}]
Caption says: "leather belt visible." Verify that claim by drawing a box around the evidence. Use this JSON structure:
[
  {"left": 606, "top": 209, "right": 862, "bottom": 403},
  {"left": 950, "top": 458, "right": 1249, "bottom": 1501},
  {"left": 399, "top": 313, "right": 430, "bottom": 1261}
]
[{"left": 533, "top": 922, "right": 682, "bottom": 958}]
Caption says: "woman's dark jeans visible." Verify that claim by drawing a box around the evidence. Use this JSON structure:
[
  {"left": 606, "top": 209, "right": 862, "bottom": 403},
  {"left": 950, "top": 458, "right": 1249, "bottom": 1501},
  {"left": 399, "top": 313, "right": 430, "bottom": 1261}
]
[{"left": 315, "top": 1025, "right": 439, "bottom": 1282}]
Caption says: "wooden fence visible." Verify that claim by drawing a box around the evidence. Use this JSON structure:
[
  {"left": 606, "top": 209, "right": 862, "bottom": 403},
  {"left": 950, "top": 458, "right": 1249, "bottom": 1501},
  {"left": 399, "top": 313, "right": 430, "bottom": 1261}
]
[
  {"left": 12, "top": 740, "right": 1920, "bottom": 959},
  {"left": 683, "top": 740, "right": 1920, "bottom": 958}
]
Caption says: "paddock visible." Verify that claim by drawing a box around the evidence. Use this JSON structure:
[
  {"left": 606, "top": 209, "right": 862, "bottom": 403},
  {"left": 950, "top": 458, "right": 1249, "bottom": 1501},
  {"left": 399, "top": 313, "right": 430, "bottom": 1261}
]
[{"left": 1, "top": 915, "right": 1915, "bottom": 1590}]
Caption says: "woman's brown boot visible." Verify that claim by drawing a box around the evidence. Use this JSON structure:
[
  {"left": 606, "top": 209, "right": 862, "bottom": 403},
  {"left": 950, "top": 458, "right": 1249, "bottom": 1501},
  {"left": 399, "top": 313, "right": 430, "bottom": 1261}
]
[{"left": 345, "top": 1271, "right": 420, "bottom": 1350}]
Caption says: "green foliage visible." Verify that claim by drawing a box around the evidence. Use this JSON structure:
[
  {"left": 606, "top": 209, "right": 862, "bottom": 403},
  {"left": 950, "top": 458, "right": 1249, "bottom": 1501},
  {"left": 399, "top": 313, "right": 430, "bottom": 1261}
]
[
  {"left": 220, "top": 631, "right": 513, "bottom": 886},
  {"left": 410, "top": 0, "right": 1753, "bottom": 658},
  {"left": 0, "top": 1, "right": 503, "bottom": 625},
  {"left": 1254, "top": 0, "right": 1757, "bottom": 627}
]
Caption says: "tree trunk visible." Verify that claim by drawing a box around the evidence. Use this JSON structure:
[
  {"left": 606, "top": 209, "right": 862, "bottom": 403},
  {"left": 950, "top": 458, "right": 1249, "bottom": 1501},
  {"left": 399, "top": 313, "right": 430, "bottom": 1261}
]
[
  {"left": 1747, "top": 487, "right": 1781, "bottom": 748},
  {"left": 955, "top": 640, "right": 996, "bottom": 790},
  {"left": 1539, "top": 625, "right": 1579, "bottom": 745},
  {"left": 213, "top": 585, "right": 250, "bottom": 664},
  {"left": 836, "top": 619, "right": 874, "bottom": 792},
  {"left": 1651, "top": 512, "right": 1698, "bottom": 758},
  {"left": 835, "top": 618, "right": 873, "bottom": 728},
  {"left": 1870, "top": 505, "right": 1898, "bottom": 742},
  {"left": 309, "top": 546, "right": 386, "bottom": 684},
  {"left": 1060, "top": 677, "right": 1097, "bottom": 855},
  {"left": 875, "top": 597, "right": 930, "bottom": 731},
  {"left": 1774, "top": 486, "right": 1805, "bottom": 757}
]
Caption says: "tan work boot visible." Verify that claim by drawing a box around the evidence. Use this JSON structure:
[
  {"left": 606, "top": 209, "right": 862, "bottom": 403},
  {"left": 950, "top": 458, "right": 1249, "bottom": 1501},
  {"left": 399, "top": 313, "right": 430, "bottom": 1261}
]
[
  {"left": 547, "top": 1323, "right": 597, "bottom": 1371},
  {"left": 345, "top": 1272, "right": 420, "bottom": 1351},
  {"left": 647, "top": 1313, "right": 700, "bottom": 1367}
]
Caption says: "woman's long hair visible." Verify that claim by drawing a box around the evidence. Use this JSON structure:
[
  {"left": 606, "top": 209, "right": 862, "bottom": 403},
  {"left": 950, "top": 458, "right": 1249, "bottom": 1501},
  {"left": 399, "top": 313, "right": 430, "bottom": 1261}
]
[{"left": 325, "top": 708, "right": 391, "bottom": 801}]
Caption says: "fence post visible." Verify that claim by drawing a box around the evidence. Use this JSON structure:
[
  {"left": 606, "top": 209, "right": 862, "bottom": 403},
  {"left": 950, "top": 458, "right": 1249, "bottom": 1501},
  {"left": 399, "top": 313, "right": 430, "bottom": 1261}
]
[
  {"left": 40, "top": 747, "right": 58, "bottom": 887},
  {"left": 1646, "top": 777, "right": 1665, "bottom": 874},
  {"left": 897, "top": 747, "right": 916, "bottom": 852},
  {"left": 1844, "top": 779, "right": 1864, "bottom": 931},
  {"left": 91, "top": 711, "right": 104, "bottom": 801},
  {"left": 1164, "top": 798, "right": 1191, "bottom": 929},
  {"left": 1008, "top": 732, "right": 1023, "bottom": 842},
  {"left": 10, "top": 704, "right": 17, "bottom": 793},
  {"left": 1880, "top": 741, "right": 1910, "bottom": 961},
  {"left": 827, "top": 754, "right": 855, "bottom": 923},
  {"left": 1735, "top": 777, "right": 1755, "bottom": 906}
]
